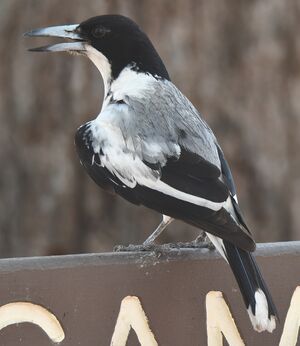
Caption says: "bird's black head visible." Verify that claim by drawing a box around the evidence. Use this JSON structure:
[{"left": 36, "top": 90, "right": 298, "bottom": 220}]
[
  {"left": 78, "top": 15, "right": 170, "bottom": 80},
  {"left": 25, "top": 15, "right": 170, "bottom": 81}
]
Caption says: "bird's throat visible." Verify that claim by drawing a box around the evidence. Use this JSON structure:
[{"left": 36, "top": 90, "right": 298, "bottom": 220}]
[{"left": 85, "top": 45, "right": 112, "bottom": 100}]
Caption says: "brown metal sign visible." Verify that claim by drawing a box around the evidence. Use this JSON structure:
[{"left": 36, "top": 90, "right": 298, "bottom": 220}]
[{"left": 0, "top": 242, "right": 299, "bottom": 345}]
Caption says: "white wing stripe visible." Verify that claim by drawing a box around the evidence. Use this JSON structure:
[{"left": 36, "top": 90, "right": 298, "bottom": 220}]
[
  {"left": 98, "top": 146, "right": 227, "bottom": 211},
  {"left": 140, "top": 177, "right": 225, "bottom": 211}
]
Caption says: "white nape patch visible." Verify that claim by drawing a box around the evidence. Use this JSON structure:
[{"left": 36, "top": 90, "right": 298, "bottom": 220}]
[
  {"left": 110, "top": 67, "right": 156, "bottom": 100},
  {"left": 85, "top": 45, "right": 112, "bottom": 100},
  {"left": 247, "top": 289, "right": 276, "bottom": 333},
  {"left": 206, "top": 234, "right": 228, "bottom": 262}
]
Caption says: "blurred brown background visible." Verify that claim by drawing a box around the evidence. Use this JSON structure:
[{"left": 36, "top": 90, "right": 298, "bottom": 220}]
[{"left": 0, "top": 0, "right": 299, "bottom": 257}]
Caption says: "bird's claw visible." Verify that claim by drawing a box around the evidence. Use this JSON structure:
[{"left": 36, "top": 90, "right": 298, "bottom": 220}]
[
  {"left": 164, "top": 240, "right": 215, "bottom": 250},
  {"left": 113, "top": 237, "right": 215, "bottom": 252}
]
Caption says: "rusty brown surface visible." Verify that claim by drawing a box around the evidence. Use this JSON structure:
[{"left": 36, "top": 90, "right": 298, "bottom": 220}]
[{"left": 0, "top": 241, "right": 299, "bottom": 345}]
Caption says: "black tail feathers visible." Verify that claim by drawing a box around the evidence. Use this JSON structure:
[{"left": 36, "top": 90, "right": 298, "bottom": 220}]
[{"left": 224, "top": 241, "right": 277, "bottom": 332}]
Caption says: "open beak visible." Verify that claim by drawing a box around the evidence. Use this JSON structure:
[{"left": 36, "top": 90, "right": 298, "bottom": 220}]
[{"left": 24, "top": 24, "right": 87, "bottom": 53}]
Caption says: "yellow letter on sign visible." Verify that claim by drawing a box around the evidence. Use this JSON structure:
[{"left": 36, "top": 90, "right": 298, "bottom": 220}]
[
  {"left": 206, "top": 291, "right": 245, "bottom": 346},
  {"left": 279, "top": 286, "right": 300, "bottom": 346},
  {"left": 0, "top": 302, "right": 64, "bottom": 343},
  {"left": 110, "top": 296, "right": 158, "bottom": 346}
]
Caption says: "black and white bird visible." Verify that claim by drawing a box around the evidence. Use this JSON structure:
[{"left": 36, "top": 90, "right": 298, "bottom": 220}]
[{"left": 25, "top": 15, "right": 277, "bottom": 332}]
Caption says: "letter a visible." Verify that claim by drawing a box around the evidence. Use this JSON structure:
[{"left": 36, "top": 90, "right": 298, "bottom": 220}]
[{"left": 110, "top": 296, "right": 158, "bottom": 346}]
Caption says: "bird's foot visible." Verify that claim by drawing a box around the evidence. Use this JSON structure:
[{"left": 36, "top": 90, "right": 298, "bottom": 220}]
[
  {"left": 113, "top": 234, "right": 215, "bottom": 252},
  {"left": 188, "top": 233, "right": 215, "bottom": 250},
  {"left": 165, "top": 240, "right": 215, "bottom": 250},
  {"left": 114, "top": 243, "right": 158, "bottom": 252}
]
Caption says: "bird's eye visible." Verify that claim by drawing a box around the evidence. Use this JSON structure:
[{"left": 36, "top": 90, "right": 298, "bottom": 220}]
[{"left": 92, "top": 26, "right": 109, "bottom": 38}]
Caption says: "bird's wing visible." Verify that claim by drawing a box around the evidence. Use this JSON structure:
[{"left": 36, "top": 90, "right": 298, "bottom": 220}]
[
  {"left": 75, "top": 80, "right": 255, "bottom": 251},
  {"left": 137, "top": 144, "right": 255, "bottom": 252},
  {"left": 75, "top": 118, "right": 255, "bottom": 251}
]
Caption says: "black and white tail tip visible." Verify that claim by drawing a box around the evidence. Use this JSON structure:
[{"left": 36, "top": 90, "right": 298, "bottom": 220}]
[{"left": 247, "top": 289, "right": 276, "bottom": 333}]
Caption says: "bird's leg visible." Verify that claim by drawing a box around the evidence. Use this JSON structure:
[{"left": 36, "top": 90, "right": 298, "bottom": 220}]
[
  {"left": 143, "top": 215, "right": 173, "bottom": 245},
  {"left": 114, "top": 216, "right": 215, "bottom": 252},
  {"left": 114, "top": 215, "right": 173, "bottom": 252}
]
